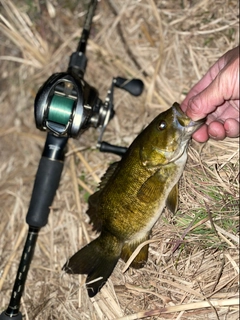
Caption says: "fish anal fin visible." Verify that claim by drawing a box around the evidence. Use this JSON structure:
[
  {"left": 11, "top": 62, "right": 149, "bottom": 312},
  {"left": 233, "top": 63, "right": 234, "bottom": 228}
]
[
  {"left": 166, "top": 183, "right": 178, "bottom": 214},
  {"left": 63, "top": 231, "right": 122, "bottom": 297},
  {"left": 121, "top": 235, "right": 150, "bottom": 269}
]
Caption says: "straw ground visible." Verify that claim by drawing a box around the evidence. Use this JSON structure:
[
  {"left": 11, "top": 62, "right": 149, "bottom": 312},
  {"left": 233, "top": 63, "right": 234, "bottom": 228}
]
[{"left": 0, "top": 0, "right": 239, "bottom": 319}]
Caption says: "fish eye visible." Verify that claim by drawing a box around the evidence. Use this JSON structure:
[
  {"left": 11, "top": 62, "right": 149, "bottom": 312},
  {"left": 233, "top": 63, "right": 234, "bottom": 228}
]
[{"left": 158, "top": 120, "right": 167, "bottom": 130}]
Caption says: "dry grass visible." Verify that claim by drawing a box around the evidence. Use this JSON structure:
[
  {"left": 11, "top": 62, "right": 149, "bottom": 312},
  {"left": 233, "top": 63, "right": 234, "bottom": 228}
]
[{"left": 0, "top": 0, "right": 239, "bottom": 319}]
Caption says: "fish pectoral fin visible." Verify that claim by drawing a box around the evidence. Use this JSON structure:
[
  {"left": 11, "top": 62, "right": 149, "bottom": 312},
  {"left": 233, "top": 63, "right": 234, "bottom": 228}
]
[
  {"left": 137, "top": 173, "right": 161, "bottom": 203},
  {"left": 166, "top": 183, "right": 178, "bottom": 214},
  {"left": 121, "top": 234, "right": 150, "bottom": 269},
  {"left": 63, "top": 231, "right": 122, "bottom": 297}
]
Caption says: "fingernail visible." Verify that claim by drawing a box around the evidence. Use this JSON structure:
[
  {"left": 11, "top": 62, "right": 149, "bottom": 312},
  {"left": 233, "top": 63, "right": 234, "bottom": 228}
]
[
  {"left": 209, "top": 130, "right": 218, "bottom": 139},
  {"left": 209, "top": 133, "right": 217, "bottom": 139},
  {"left": 224, "top": 122, "right": 230, "bottom": 134}
]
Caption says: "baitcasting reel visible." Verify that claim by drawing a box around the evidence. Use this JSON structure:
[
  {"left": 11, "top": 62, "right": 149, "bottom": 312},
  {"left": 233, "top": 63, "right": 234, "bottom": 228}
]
[{"left": 35, "top": 56, "right": 143, "bottom": 155}]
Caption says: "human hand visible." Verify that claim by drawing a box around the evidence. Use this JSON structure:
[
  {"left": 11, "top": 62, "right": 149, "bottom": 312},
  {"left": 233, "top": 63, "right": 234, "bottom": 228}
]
[{"left": 181, "top": 46, "right": 239, "bottom": 142}]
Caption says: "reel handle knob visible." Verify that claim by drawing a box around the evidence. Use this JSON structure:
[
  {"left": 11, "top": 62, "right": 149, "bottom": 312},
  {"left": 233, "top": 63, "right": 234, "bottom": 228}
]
[
  {"left": 114, "top": 77, "right": 144, "bottom": 96},
  {"left": 98, "top": 141, "right": 127, "bottom": 156}
]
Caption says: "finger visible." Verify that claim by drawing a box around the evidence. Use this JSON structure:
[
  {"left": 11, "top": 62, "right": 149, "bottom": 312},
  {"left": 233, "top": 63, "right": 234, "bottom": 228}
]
[
  {"left": 186, "top": 54, "right": 239, "bottom": 121},
  {"left": 186, "top": 74, "right": 227, "bottom": 121},
  {"left": 181, "top": 52, "right": 226, "bottom": 112},
  {"left": 191, "top": 124, "right": 209, "bottom": 142},
  {"left": 208, "top": 122, "right": 226, "bottom": 140},
  {"left": 224, "top": 118, "right": 240, "bottom": 137},
  {"left": 181, "top": 71, "right": 218, "bottom": 112}
]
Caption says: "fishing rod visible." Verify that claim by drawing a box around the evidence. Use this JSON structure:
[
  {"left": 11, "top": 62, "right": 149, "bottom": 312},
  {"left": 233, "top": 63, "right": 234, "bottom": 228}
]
[{"left": 0, "top": 1, "right": 143, "bottom": 319}]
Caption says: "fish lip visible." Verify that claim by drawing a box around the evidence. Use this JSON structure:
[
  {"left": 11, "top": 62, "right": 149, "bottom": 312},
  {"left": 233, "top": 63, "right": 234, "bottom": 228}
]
[
  {"left": 172, "top": 103, "right": 205, "bottom": 136},
  {"left": 166, "top": 103, "right": 206, "bottom": 162},
  {"left": 185, "top": 118, "right": 205, "bottom": 135}
]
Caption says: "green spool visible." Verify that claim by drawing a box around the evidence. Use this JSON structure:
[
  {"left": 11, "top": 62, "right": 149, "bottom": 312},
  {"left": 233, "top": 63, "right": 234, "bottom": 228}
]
[{"left": 48, "top": 95, "right": 74, "bottom": 125}]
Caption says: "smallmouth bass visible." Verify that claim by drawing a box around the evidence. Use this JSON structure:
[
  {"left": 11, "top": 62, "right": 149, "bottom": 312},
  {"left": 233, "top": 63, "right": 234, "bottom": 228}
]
[{"left": 63, "top": 102, "right": 204, "bottom": 297}]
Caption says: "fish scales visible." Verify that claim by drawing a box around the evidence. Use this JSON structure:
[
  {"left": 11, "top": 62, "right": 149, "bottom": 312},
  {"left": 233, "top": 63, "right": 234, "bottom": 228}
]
[
  {"left": 96, "top": 149, "right": 179, "bottom": 239},
  {"left": 63, "top": 103, "right": 204, "bottom": 297}
]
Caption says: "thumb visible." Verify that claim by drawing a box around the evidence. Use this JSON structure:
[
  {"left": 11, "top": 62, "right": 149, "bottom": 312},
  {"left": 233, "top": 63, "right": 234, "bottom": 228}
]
[
  {"left": 186, "top": 54, "right": 239, "bottom": 121},
  {"left": 186, "top": 78, "right": 223, "bottom": 121}
]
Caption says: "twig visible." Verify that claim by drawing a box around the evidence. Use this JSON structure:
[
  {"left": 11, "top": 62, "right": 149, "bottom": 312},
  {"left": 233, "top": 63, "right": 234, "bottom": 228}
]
[
  {"left": 211, "top": 258, "right": 225, "bottom": 293},
  {"left": 116, "top": 298, "right": 239, "bottom": 320}
]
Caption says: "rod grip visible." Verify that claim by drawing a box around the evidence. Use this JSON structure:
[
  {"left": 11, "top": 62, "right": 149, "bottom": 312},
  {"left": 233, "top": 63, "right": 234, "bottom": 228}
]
[
  {"left": 26, "top": 157, "right": 63, "bottom": 227},
  {"left": 0, "top": 312, "right": 22, "bottom": 320}
]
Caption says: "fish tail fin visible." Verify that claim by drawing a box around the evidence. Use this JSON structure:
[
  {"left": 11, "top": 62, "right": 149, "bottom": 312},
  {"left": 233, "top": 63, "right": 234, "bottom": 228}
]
[{"left": 63, "top": 231, "right": 122, "bottom": 297}]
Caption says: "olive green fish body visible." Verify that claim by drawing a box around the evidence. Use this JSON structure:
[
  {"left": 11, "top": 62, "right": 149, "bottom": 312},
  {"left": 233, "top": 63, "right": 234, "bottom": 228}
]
[
  {"left": 63, "top": 103, "right": 204, "bottom": 297},
  {"left": 91, "top": 148, "right": 182, "bottom": 241}
]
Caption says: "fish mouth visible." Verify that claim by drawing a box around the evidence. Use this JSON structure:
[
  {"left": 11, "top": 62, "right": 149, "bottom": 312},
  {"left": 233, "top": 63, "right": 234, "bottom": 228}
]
[
  {"left": 184, "top": 118, "right": 205, "bottom": 137},
  {"left": 172, "top": 102, "right": 205, "bottom": 138},
  {"left": 166, "top": 103, "right": 205, "bottom": 163}
]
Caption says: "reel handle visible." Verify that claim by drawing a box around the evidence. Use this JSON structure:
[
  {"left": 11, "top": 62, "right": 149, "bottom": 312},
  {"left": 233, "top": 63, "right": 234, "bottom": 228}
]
[{"left": 114, "top": 77, "right": 144, "bottom": 96}]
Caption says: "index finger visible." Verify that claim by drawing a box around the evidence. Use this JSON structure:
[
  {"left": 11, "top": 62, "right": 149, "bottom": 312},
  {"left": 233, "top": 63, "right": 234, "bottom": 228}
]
[
  {"left": 181, "top": 51, "right": 227, "bottom": 112},
  {"left": 186, "top": 54, "right": 239, "bottom": 121}
]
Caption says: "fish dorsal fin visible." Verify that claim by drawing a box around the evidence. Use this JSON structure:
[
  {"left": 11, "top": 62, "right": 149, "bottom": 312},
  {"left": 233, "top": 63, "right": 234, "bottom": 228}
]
[
  {"left": 121, "top": 233, "right": 150, "bottom": 269},
  {"left": 166, "top": 183, "right": 178, "bottom": 214},
  {"left": 86, "top": 162, "right": 119, "bottom": 232},
  {"left": 87, "top": 190, "right": 102, "bottom": 232},
  {"left": 137, "top": 172, "right": 162, "bottom": 203},
  {"left": 98, "top": 161, "right": 119, "bottom": 190}
]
